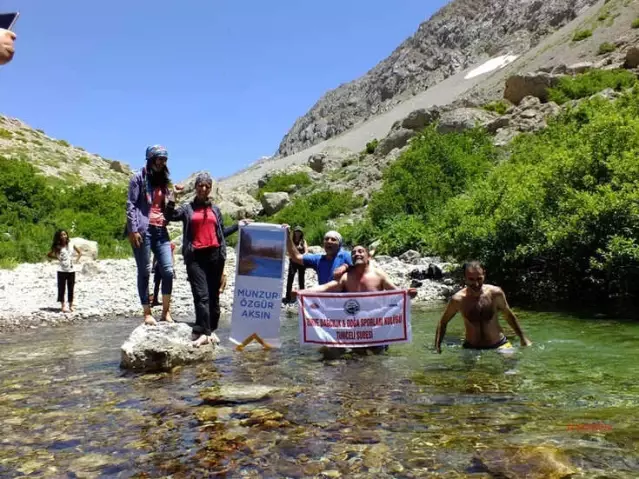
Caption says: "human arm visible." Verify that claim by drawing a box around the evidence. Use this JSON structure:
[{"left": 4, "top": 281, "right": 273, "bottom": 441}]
[
  {"left": 126, "top": 175, "right": 142, "bottom": 248},
  {"left": 332, "top": 251, "right": 353, "bottom": 280},
  {"left": 290, "top": 278, "right": 345, "bottom": 301},
  {"left": 47, "top": 249, "right": 57, "bottom": 260},
  {"left": 303, "top": 240, "right": 309, "bottom": 254},
  {"left": 494, "top": 288, "right": 532, "bottom": 347},
  {"left": 164, "top": 185, "right": 188, "bottom": 222},
  {"left": 434, "top": 297, "right": 461, "bottom": 353},
  {"left": 283, "top": 225, "right": 304, "bottom": 265},
  {"left": 73, "top": 245, "right": 82, "bottom": 262},
  {"left": 0, "top": 29, "right": 16, "bottom": 65}
]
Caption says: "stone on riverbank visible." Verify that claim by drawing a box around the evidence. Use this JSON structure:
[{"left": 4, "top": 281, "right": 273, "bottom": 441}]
[{"left": 120, "top": 322, "right": 216, "bottom": 372}]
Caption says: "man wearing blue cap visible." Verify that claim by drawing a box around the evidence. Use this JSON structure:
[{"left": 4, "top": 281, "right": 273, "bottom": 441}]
[{"left": 126, "top": 145, "right": 176, "bottom": 325}]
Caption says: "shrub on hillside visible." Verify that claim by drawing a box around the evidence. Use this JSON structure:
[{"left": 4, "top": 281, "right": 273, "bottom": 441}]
[
  {"left": 548, "top": 69, "right": 637, "bottom": 105},
  {"left": 367, "top": 125, "right": 498, "bottom": 226},
  {"left": 572, "top": 29, "right": 592, "bottom": 42},
  {"left": 632, "top": 17, "right": 639, "bottom": 28},
  {"left": 597, "top": 42, "right": 616, "bottom": 55},
  {"left": 269, "top": 190, "right": 362, "bottom": 245},
  {"left": 365, "top": 139, "right": 379, "bottom": 154},
  {"left": 482, "top": 100, "right": 510, "bottom": 115},
  {"left": 256, "top": 171, "right": 311, "bottom": 199}
]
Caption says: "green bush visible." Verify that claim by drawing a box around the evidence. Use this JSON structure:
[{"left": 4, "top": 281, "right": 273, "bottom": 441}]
[
  {"left": 256, "top": 171, "right": 311, "bottom": 199},
  {"left": 56, "top": 139, "right": 71, "bottom": 147},
  {"left": 598, "top": 42, "right": 616, "bottom": 55},
  {"left": 431, "top": 91, "right": 639, "bottom": 302},
  {"left": 572, "top": 29, "right": 593, "bottom": 42},
  {"left": 482, "top": 100, "right": 511, "bottom": 115},
  {"left": 367, "top": 125, "right": 498, "bottom": 226},
  {"left": 270, "top": 190, "right": 363, "bottom": 245},
  {"left": 365, "top": 139, "right": 379, "bottom": 154},
  {"left": 0, "top": 156, "right": 130, "bottom": 264},
  {"left": 0, "top": 128, "right": 12, "bottom": 139},
  {"left": 548, "top": 69, "right": 637, "bottom": 105},
  {"left": 632, "top": 18, "right": 639, "bottom": 28}
]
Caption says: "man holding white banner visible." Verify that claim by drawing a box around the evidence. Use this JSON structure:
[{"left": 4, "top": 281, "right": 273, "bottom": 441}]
[
  {"left": 229, "top": 223, "right": 287, "bottom": 350},
  {"left": 296, "top": 245, "right": 417, "bottom": 355}
]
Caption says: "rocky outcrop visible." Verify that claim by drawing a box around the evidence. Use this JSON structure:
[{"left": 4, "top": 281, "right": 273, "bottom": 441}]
[
  {"left": 260, "top": 192, "right": 290, "bottom": 215},
  {"left": 276, "top": 0, "right": 599, "bottom": 156},
  {"left": 69, "top": 237, "right": 99, "bottom": 261},
  {"left": 120, "top": 322, "right": 216, "bottom": 372},
  {"left": 437, "top": 108, "right": 499, "bottom": 134},
  {"left": 307, "top": 146, "right": 355, "bottom": 173},
  {"left": 376, "top": 128, "right": 416, "bottom": 157},
  {"left": 624, "top": 46, "right": 639, "bottom": 69},
  {"left": 503, "top": 72, "right": 562, "bottom": 105}
]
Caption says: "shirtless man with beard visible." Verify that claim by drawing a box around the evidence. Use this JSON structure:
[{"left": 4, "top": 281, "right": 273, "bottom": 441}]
[
  {"left": 296, "top": 245, "right": 416, "bottom": 355},
  {"left": 434, "top": 261, "right": 532, "bottom": 353}
]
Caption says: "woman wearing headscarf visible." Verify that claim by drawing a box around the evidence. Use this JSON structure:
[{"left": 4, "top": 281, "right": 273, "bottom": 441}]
[
  {"left": 166, "top": 172, "right": 251, "bottom": 346},
  {"left": 284, "top": 226, "right": 308, "bottom": 303},
  {"left": 126, "top": 145, "right": 175, "bottom": 325}
]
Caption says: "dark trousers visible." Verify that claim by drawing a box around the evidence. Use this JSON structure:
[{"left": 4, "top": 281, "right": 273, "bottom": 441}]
[
  {"left": 285, "top": 261, "right": 306, "bottom": 300},
  {"left": 186, "top": 247, "right": 225, "bottom": 336},
  {"left": 57, "top": 271, "right": 75, "bottom": 303}
]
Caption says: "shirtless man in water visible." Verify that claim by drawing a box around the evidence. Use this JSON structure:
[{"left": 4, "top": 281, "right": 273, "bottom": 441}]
[{"left": 435, "top": 261, "right": 532, "bottom": 353}]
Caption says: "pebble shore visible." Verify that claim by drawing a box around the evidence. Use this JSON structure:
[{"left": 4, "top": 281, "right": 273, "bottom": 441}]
[{"left": 0, "top": 249, "right": 453, "bottom": 333}]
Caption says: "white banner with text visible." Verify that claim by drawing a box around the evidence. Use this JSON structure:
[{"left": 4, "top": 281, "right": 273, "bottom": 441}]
[{"left": 298, "top": 290, "right": 411, "bottom": 348}]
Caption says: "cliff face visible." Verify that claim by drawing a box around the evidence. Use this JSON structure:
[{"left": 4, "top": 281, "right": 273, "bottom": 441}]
[{"left": 276, "top": 0, "right": 599, "bottom": 157}]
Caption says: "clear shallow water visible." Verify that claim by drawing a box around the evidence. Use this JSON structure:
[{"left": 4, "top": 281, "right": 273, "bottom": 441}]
[{"left": 0, "top": 307, "right": 638, "bottom": 478}]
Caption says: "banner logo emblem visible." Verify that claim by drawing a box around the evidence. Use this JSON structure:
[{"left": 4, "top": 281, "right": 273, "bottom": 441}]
[{"left": 344, "top": 299, "right": 361, "bottom": 315}]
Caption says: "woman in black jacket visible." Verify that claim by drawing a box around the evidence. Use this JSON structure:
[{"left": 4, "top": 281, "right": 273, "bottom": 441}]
[{"left": 166, "top": 172, "right": 251, "bottom": 346}]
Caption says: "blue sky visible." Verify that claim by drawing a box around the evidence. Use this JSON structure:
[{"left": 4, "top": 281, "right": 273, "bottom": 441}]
[{"left": 0, "top": 0, "right": 449, "bottom": 181}]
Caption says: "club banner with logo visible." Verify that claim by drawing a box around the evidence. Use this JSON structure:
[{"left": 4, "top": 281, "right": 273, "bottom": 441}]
[
  {"left": 230, "top": 223, "right": 286, "bottom": 350},
  {"left": 298, "top": 290, "right": 411, "bottom": 348}
]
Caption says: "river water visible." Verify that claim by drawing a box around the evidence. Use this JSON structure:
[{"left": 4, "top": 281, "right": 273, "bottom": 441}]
[{"left": 1, "top": 307, "right": 638, "bottom": 478}]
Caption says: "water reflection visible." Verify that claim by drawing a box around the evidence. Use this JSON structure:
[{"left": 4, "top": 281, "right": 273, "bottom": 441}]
[{"left": 0, "top": 309, "right": 638, "bottom": 477}]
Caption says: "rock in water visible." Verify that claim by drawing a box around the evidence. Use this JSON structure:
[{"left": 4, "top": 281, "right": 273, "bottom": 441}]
[{"left": 120, "top": 322, "right": 215, "bottom": 372}]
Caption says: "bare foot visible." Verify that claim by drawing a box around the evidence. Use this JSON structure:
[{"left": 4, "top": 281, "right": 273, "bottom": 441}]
[
  {"left": 61, "top": 303, "right": 69, "bottom": 313},
  {"left": 69, "top": 304, "right": 75, "bottom": 312},
  {"left": 143, "top": 311, "right": 157, "bottom": 326},
  {"left": 161, "top": 311, "right": 174, "bottom": 323},
  {"left": 210, "top": 332, "right": 221, "bottom": 345},
  {"left": 192, "top": 334, "right": 211, "bottom": 347}
]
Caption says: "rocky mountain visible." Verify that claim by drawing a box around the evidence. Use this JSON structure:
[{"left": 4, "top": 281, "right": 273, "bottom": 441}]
[
  {"left": 276, "top": 0, "right": 600, "bottom": 157},
  {"left": 0, "top": 115, "right": 131, "bottom": 186}
]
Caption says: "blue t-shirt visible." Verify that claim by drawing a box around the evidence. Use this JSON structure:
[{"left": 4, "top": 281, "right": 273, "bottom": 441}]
[{"left": 302, "top": 250, "right": 353, "bottom": 285}]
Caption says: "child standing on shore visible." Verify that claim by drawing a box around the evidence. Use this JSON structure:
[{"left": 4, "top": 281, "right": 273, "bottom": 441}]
[{"left": 47, "top": 230, "right": 82, "bottom": 312}]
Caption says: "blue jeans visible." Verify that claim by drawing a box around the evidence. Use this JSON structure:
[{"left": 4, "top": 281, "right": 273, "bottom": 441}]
[{"left": 132, "top": 226, "right": 174, "bottom": 306}]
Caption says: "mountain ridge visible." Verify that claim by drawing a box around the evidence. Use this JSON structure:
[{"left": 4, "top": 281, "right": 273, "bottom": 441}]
[{"left": 275, "top": 0, "right": 601, "bottom": 157}]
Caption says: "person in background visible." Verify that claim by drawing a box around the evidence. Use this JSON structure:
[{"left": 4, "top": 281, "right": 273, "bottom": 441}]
[
  {"left": 126, "top": 145, "right": 175, "bottom": 326},
  {"left": 284, "top": 226, "right": 308, "bottom": 303},
  {"left": 0, "top": 28, "right": 16, "bottom": 65},
  {"left": 47, "top": 230, "right": 82, "bottom": 313},
  {"left": 285, "top": 228, "right": 351, "bottom": 285},
  {"left": 150, "top": 240, "right": 176, "bottom": 307},
  {"left": 166, "top": 172, "right": 252, "bottom": 347}
]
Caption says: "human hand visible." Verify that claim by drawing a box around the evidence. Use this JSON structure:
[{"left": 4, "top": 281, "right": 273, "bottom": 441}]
[
  {"left": 0, "top": 29, "right": 16, "bottom": 66},
  {"left": 521, "top": 337, "right": 532, "bottom": 347},
  {"left": 239, "top": 218, "right": 254, "bottom": 226},
  {"left": 333, "top": 264, "right": 348, "bottom": 280},
  {"left": 128, "top": 232, "right": 142, "bottom": 248},
  {"left": 408, "top": 288, "right": 418, "bottom": 298},
  {"left": 281, "top": 223, "right": 290, "bottom": 231}
]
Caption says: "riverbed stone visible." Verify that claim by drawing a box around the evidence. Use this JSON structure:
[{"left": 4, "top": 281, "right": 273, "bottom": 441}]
[
  {"left": 475, "top": 445, "right": 577, "bottom": 479},
  {"left": 200, "top": 384, "right": 281, "bottom": 405},
  {"left": 120, "top": 322, "right": 216, "bottom": 372}
]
